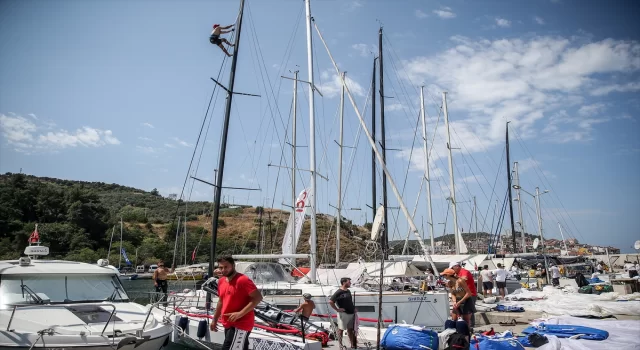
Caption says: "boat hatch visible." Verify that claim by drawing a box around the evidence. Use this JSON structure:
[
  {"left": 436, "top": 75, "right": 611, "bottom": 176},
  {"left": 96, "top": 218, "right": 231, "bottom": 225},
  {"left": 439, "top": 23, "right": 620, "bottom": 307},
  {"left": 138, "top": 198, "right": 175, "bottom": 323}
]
[{"left": 65, "top": 305, "right": 123, "bottom": 324}]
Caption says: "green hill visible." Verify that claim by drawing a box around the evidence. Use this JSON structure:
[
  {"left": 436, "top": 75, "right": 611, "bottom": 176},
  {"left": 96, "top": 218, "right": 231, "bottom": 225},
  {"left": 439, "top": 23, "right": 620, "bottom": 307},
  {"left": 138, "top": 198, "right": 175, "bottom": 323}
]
[{"left": 0, "top": 173, "right": 371, "bottom": 265}]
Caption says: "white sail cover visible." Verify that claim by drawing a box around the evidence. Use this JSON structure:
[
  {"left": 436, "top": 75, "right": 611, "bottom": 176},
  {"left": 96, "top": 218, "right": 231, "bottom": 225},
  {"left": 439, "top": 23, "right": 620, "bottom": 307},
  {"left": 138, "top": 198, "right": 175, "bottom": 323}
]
[{"left": 280, "top": 188, "right": 312, "bottom": 264}]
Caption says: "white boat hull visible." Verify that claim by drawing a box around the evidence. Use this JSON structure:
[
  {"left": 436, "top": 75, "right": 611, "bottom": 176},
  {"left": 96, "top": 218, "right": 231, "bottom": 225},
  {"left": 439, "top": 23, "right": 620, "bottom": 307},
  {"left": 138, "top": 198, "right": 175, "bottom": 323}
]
[{"left": 170, "top": 286, "right": 450, "bottom": 331}]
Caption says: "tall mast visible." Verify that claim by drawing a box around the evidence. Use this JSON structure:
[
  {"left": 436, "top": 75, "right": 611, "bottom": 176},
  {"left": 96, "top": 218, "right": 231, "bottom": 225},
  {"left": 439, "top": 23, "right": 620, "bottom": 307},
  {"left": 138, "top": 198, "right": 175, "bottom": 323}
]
[
  {"left": 119, "top": 217, "right": 123, "bottom": 270},
  {"left": 513, "top": 161, "right": 526, "bottom": 253},
  {"left": 378, "top": 27, "right": 389, "bottom": 258},
  {"left": 184, "top": 212, "right": 187, "bottom": 266},
  {"left": 505, "top": 122, "right": 517, "bottom": 253},
  {"left": 443, "top": 92, "right": 460, "bottom": 254},
  {"left": 420, "top": 86, "right": 434, "bottom": 252},
  {"left": 313, "top": 21, "right": 439, "bottom": 275},
  {"left": 305, "top": 0, "right": 318, "bottom": 283},
  {"left": 474, "top": 196, "right": 478, "bottom": 253},
  {"left": 371, "top": 57, "right": 377, "bottom": 226},
  {"left": 557, "top": 222, "right": 568, "bottom": 254},
  {"left": 208, "top": 0, "right": 246, "bottom": 307},
  {"left": 291, "top": 70, "right": 298, "bottom": 259},
  {"left": 336, "top": 71, "right": 345, "bottom": 265}
]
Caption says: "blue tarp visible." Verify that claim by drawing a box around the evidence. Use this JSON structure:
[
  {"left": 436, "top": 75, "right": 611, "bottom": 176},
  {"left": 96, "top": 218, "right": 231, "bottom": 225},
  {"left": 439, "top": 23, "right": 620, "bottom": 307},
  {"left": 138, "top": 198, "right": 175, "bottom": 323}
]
[
  {"left": 381, "top": 324, "right": 438, "bottom": 350},
  {"left": 522, "top": 323, "right": 609, "bottom": 341}
]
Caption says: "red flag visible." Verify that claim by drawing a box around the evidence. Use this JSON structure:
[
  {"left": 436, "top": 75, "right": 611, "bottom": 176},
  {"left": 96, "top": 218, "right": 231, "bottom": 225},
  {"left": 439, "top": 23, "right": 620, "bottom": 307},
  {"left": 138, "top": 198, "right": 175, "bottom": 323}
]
[
  {"left": 191, "top": 247, "right": 198, "bottom": 262},
  {"left": 28, "top": 224, "right": 40, "bottom": 244}
]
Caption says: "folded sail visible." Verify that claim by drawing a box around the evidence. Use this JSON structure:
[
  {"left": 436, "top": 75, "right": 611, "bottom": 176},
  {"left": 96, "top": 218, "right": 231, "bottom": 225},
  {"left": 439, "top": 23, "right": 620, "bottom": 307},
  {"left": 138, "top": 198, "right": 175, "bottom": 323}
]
[{"left": 280, "top": 188, "right": 312, "bottom": 263}]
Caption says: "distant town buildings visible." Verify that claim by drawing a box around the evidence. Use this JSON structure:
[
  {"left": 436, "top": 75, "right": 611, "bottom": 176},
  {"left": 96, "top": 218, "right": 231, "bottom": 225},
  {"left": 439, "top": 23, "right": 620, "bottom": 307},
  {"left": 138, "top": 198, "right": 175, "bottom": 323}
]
[{"left": 431, "top": 233, "right": 620, "bottom": 255}]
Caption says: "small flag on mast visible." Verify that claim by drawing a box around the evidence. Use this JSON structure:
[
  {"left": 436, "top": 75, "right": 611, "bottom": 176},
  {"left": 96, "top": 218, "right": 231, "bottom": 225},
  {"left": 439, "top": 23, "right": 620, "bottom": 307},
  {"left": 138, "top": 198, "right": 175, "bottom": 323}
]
[{"left": 28, "top": 224, "right": 40, "bottom": 244}]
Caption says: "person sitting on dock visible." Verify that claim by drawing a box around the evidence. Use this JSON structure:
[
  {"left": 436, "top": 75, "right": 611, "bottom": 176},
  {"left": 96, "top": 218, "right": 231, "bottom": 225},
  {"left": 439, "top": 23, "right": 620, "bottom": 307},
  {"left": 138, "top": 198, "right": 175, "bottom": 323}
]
[
  {"left": 210, "top": 24, "right": 235, "bottom": 57},
  {"left": 329, "top": 277, "right": 357, "bottom": 350}
]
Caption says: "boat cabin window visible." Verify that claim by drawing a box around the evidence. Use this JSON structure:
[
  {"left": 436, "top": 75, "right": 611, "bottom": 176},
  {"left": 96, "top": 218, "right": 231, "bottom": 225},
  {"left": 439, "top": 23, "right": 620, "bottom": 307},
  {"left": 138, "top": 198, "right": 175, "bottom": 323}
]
[
  {"left": 243, "top": 263, "right": 294, "bottom": 284},
  {"left": 0, "top": 274, "right": 129, "bottom": 306}
]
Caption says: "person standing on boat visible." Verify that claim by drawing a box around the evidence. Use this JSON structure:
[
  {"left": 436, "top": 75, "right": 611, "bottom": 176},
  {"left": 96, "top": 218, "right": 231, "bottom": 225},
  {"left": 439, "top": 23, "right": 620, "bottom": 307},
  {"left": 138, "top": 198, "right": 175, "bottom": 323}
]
[
  {"left": 329, "top": 277, "right": 357, "bottom": 350},
  {"left": 449, "top": 262, "right": 477, "bottom": 327},
  {"left": 210, "top": 256, "right": 263, "bottom": 350},
  {"left": 293, "top": 293, "right": 315, "bottom": 333},
  {"left": 210, "top": 24, "right": 235, "bottom": 57},
  {"left": 153, "top": 261, "right": 172, "bottom": 306}
]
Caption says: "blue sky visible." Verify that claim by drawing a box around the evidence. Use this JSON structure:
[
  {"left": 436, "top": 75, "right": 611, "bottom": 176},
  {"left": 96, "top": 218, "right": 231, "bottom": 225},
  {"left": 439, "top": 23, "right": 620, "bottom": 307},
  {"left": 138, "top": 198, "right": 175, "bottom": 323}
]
[{"left": 1, "top": 0, "right": 639, "bottom": 253}]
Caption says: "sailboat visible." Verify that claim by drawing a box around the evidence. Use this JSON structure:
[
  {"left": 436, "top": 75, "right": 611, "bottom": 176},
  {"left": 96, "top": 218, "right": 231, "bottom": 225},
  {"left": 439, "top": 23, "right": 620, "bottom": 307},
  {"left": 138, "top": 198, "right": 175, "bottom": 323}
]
[{"left": 155, "top": 3, "right": 451, "bottom": 350}]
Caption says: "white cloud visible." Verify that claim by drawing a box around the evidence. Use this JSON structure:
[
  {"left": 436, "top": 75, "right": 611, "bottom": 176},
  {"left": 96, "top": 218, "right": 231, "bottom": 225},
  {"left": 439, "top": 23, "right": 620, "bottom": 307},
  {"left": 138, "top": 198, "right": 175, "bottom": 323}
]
[
  {"left": 27, "top": 113, "right": 38, "bottom": 120},
  {"left": 351, "top": 43, "right": 371, "bottom": 57},
  {"left": 0, "top": 114, "right": 120, "bottom": 153},
  {"left": 136, "top": 145, "right": 160, "bottom": 154},
  {"left": 534, "top": 16, "right": 545, "bottom": 25},
  {"left": 390, "top": 35, "right": 640, "bottom": 175},
  {"left": 577, "top": 103, "right": 606, "bottom": 116},
  {"left": 138, "top": 136, "right": 153, "bottom": 141},
  {"left": 495, "top": 18, "right": 511, "bottom": 28},
  {"left": 164, "top": 143, "right": 176, "bottom": 148},
  {"left": 590, "top": 82, "right": 640, "bottom": 96},
  {"left": 415, "top": 9, "right": 428, "bottom": 19},
  {"left": 401, "top": 36, "right": 640, "bottom": 146},
  {"left": 433, "top": 7, "right": 456, "bottom": 19},
  {"left": 142, "top": 122, "right": 154, "bottom": 128},
  {"left": 385, "top": 103, "right": 405, "bottom": 112},
  {"left": 516, "top": 158, "right": 541, "bottom": 173},
  {"left": 317, "top": 69, "right": 365, "bottom": 98},
  {"left": 172, "top": 137, "right": 192, "bottom": 147},
  {"left": 342, "top": 0, "right": 363, "bottom": 12}
]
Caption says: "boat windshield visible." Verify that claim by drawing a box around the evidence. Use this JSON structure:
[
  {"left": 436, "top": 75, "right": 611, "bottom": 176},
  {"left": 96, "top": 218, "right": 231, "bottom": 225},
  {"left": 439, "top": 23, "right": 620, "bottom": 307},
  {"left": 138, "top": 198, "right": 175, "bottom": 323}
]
[
  {"left": 242, "top": 263, "right": 294, "bottom": 284},
  {"left": 0, "top": 274, "right": 129, "bottom": 307}
]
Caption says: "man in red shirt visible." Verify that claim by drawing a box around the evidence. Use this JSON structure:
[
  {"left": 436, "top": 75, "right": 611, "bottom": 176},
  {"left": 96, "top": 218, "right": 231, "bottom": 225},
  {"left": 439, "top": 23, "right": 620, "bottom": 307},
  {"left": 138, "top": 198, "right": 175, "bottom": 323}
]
[
  {"left": 210, "top": 256, "right": 263, "bottom": 350},
  {"left": 449, "top": 262, "right": 477, "bottom": 327}
]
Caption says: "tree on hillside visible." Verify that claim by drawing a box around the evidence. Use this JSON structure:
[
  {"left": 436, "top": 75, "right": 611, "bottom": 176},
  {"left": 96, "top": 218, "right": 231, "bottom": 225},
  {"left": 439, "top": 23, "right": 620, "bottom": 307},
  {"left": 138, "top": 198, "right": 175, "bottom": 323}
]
[{"left": 151, "top": 188, "right": 160, "bottom": 196}]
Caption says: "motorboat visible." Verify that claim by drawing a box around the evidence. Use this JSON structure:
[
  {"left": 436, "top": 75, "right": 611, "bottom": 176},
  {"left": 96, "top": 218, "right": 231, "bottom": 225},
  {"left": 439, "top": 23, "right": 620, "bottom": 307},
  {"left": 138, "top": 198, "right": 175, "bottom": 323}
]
[{"left": 0, "top": 245, "right": 172, "bottom": 350}]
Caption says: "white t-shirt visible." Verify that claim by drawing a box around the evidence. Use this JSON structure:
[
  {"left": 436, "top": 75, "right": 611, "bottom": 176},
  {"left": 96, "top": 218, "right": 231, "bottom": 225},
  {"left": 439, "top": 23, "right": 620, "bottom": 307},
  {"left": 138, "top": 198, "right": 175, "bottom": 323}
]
[
  {"left": 480, "top": 269, "right": 494, "bottom": 282},
  {"left": 597, "top": 264, "right": 602, "bottom": 270},
  {"left": 211, "top": 27, "right": 222, "bottom": 36},
  {"left": 494, "top": 268, "right": 508, "bottom": 282},
  {"left": 550, "top": 266, "right": 561, "bottom": 278}
]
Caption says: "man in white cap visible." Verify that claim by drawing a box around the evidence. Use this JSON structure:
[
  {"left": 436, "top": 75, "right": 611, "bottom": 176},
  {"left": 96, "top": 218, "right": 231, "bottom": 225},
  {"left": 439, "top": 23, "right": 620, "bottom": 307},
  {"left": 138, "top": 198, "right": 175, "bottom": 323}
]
[{"left": 449, "top": 261, "right": 477, "bottom": 327}]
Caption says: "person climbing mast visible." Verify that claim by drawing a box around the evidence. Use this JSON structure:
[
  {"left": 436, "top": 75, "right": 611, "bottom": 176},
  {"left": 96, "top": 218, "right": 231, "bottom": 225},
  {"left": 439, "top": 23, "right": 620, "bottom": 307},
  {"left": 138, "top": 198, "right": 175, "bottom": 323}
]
[{"left": 210, "top": 24, "right": 235, "bottom": 57}]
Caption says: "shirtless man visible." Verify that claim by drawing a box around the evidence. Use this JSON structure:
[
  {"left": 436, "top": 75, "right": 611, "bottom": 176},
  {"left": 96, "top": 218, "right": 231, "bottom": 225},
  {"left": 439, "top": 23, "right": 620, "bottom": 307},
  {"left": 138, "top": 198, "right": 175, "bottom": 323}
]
[
  {"left": 293, "top": 294, "right": 315, "bottom": 320},
  {"left": 153, "top": 261, "right": 172, "bottom": 306},
  {"left": 210, "top": 24, "right": 235, "bottom": 57}
]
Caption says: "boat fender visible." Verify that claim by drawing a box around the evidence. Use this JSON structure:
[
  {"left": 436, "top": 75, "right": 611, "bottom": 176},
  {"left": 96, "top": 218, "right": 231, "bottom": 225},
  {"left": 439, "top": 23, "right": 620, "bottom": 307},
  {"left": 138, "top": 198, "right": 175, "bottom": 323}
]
[
  {"left": 178, "top": 317, "right": 189, "bottom": 334},
  {"left": 197, "top": 319, "right": 208, "bottom": 339}
]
